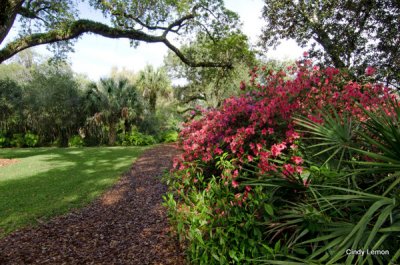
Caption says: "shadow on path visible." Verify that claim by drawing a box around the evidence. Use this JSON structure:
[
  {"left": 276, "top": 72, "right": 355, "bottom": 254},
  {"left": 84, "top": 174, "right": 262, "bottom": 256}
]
[{"left": 0, "top": 144, "right": 185, "bottom": 264}]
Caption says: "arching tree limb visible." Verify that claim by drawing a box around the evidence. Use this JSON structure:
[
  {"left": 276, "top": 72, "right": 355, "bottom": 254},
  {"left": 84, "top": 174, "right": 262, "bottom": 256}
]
[{"left": 0, "top": 19, "right": 232, "bottom": 68}]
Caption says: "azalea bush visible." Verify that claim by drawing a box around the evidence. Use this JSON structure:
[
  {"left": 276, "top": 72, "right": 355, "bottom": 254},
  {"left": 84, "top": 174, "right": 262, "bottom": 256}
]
[
  {"left": 165, "top": 59, "right": 399, "bottom": 264},
  {"left": 174, "top": 58, "right": 394, "bottom": 192}
]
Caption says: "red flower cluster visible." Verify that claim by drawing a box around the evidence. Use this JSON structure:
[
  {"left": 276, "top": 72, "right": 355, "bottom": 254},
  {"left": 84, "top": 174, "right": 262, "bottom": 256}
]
[{"left": 174, "top": 60, "right": 396, "bottom": 192}]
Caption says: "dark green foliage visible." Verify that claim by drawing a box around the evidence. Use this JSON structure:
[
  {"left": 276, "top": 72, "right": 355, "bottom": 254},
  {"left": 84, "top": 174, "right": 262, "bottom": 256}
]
[
  {"left": 10, "top": 134, "right": 24, "bottom": 148},
  {"left": 260, "top": 0, "right": 400, "bottom": 86},
  {"left": 85, "top": 77, "right": 143, "bottom": 146},
  {"left": 164, "top": 158, "right": 272, "bottom": 264},
  {"left": 25, "top": 64, "right": 86, "bottom": 146},
  {"left": 0, "top": 132, "right": 8, "bottom": 147},
  {"left": 0, "top": 78, "right": 23, "bottom": 133}
]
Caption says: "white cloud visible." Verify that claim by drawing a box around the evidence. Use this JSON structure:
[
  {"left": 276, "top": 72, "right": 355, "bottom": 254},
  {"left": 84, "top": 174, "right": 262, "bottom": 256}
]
[{"left": 69, "top": 35, "right": 168, "bottom": 80}]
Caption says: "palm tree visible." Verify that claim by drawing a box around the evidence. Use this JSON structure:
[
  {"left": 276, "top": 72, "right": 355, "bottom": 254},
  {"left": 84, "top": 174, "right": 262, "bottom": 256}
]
[
  {"left": 86, "top": 77, "right": 141, "bottom": 145},
  {"left": 136, "top": 65, "right": 171, "bottom": 113}
]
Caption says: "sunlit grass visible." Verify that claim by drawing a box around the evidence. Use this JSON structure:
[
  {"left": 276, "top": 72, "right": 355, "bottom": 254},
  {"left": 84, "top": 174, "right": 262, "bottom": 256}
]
[{"left": 0, "top": 146, "right": 147, "bottom": 237}]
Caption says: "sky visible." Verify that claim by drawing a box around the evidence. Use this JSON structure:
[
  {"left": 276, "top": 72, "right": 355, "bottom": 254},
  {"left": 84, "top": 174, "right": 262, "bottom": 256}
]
[{"left": 3, "top": 0, "right": 304, "bottom": 81}]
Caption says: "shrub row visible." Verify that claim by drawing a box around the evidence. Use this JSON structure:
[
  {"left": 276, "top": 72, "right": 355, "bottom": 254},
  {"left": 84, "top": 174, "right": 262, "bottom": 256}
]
[
  {"left": 1, "top": 129, "right": 178, "bottom": 148},
  {"left": 0, "top": 132, "right": 39, "bottom": 148}
]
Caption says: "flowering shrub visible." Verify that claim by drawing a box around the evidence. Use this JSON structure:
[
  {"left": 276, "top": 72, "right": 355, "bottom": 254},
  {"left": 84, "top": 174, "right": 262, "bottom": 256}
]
[
  {"left": 175, "top": 60, "right": 393, "bottom": 189},
  {"left": 166, "top": 60, "right": 399, "bottom": 264}
]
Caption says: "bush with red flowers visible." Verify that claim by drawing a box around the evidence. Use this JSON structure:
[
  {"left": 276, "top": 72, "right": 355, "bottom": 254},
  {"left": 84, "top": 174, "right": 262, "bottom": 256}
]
[{"left": 164, "top": 59, "right": 399, "bottom": 264}]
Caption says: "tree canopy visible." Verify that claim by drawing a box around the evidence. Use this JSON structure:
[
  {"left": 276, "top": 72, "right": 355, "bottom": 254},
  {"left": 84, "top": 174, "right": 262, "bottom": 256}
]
[
  {"left": 260, "top": 0, "right": 400, "bottom": 86},
  {"left": 165, "top": 32, "right": 256, "bottom": 113},
  {"left": 0, "top": 0, "right": 240, "bottom": 68}
]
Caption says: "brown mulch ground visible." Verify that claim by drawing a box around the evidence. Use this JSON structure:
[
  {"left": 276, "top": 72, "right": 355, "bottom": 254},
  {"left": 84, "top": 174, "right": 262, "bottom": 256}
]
[
  {"left": 0, "top": 144, "right": 186, "bottom": 265},
  {"left": 0, "top": 158, "right": 18, "bottom": 167}
]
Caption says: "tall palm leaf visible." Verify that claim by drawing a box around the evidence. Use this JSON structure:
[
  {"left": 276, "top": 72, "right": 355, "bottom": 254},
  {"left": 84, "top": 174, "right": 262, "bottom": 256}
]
[
  {"left": 136, "top": 65, "right": 171, "bottom": 113},
  {"left": 85, "top": 77, "right": 141, "bottom": 145}
]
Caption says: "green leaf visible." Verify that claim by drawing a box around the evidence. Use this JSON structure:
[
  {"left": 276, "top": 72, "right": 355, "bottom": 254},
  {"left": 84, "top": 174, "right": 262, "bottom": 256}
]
[{"left": 264, "top": 203, "right": 275, "bottom": 216}]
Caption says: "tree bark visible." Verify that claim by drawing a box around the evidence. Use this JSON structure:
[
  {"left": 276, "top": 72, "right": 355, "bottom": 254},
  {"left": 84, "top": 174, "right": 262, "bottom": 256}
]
[
  {"left": 0, "top": 19, "right": 232, "bottom": 69},
  {"left": 0, "top": 0, "right": 23, "bottom": 44},
  {"left": 149, "top": 91, "right": 157, "bottom": 114},
  {"left": 108, "top": 122, "right": 117, "bottom": 146},
  {"left": 59, "top": 128, "right": 68, "bottom": 147}
]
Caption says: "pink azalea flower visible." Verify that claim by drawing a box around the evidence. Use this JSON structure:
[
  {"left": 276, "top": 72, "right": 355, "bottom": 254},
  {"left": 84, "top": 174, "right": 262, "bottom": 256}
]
[
  {"left": 283, "top": 164, "right": 295, "bottom": 175},
  {"left": 214, "top": 147, "right": 223, "bottom": 155},
  {"left": 232, "top": 180, "right": 239, "bottom": 188},
  {"left": 296, "top": 166, "right": 303, "bottom": 174},
  {"left": 271, "top": 144, "right": 282, "bottom": 157},
  {"left": 232, "top": 169, "right": 239, "bottom": 179},
  {"left": 261, "top": 128, "right": 267, "bottom": 135},
  {"left": 271, "top": 142, "right": 286, "bottom": 157},
  {"left": 365, "top": 66, "right": 376, "bottom": 76},
  {"left": 291, "top": 156, "right": 303, "bottom": 165}
]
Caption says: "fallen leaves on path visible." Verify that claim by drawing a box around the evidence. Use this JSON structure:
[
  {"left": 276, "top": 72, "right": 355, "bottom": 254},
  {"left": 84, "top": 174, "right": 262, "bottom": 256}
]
[{"left": 0, "top": 158, "right": 18, "bottom": 167}]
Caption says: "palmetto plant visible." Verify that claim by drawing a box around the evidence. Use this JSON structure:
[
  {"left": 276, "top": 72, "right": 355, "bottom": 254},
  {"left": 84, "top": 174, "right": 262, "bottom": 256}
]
[
  {"left": 294, "top": 110, "right": 358, "bottom": 172},
  {"left": 86, "top": 78, "right": 141, "bottom": 145},
  {"left": 257, "top": 104, "right": 400, "bottom": 264},
  {"left": 136, "top": 65, "right": 172, "bottom": 113}
]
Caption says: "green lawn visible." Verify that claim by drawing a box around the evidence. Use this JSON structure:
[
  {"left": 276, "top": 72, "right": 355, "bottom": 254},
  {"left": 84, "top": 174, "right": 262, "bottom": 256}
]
[{"left": 0, "top": 146, "right": 147, "bottom": 237}]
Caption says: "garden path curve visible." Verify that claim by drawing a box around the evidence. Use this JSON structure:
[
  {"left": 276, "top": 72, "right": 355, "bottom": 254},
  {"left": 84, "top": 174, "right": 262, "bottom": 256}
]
[{"left": 0, "top": 144, "right": 185, "bottom": 264}]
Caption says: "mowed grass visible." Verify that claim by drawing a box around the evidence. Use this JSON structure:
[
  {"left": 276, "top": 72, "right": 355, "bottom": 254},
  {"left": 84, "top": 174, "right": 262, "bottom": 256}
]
[{"left": 0, "top": 146, "right": 147, "bottom": 237}]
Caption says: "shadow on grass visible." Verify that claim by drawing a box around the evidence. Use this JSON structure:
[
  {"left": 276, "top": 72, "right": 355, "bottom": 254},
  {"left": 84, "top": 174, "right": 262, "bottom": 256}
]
[{"left": 0, "top": 146, "right": 147, "bottom": 236}]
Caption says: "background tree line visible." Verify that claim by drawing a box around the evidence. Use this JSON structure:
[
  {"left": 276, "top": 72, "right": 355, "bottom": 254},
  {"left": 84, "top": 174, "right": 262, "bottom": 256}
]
[{"left": 0, "top": 50, "right": 181, "bottom": 147}]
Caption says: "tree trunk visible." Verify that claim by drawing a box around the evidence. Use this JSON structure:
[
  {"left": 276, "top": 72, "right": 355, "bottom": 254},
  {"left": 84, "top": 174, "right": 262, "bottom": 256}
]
[
  {"left": 0, "top": 0, "right": 23, "bottom": 44},
  {"left": 108, "top": 122, "right": 117, "bottom": 146},
  {"left": 124, "top": 119, "right": 130, "bottom": 134},
  {"left": 149, "top": 91, "right": 157, "bottom": 113},
  {"left": 59, "top": 128, "right": 68, "bottom": 147}
]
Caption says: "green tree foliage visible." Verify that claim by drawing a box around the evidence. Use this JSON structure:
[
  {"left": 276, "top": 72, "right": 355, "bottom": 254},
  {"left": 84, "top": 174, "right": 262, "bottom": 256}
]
[
  {"left": 136, "top": 65, "right": 172, "bottom": 113},
  {"left": 0, "top": 0, "right": 241, "bottom": 68},
  {"left": 85, "top": 77, "right": 142, "bottom": 145},
  {"left": 0, "top": 78, "right": 23, "bottom": 132},
  {"left": 0, "top": 51, "right": 88, "bottom": 147},
  {"left": 260, "top": 0, "right": 400, "bottom": 86},
  {"left": 25, "top": 63, "right": 85, "bottom": 147},
  {"left": 165, "top": 33, "right": 256, "bottom": 112}
]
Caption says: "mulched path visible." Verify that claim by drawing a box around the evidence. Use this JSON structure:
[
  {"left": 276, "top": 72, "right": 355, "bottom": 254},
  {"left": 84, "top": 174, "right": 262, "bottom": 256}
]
[
  {"left": 0, "top": 144, "right": 186, "bottom": 264},
  {"left": 0, "top": 158, "right": 19, "bottom": 167}
]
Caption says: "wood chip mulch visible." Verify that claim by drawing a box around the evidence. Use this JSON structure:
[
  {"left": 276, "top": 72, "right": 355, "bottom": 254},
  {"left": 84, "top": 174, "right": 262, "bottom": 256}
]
[
  {"left": 0, "top": 144, "right": 186, "bottom": 265},
  {"left": 0, "top": 158, "right": 19, "bottom": 167}
]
